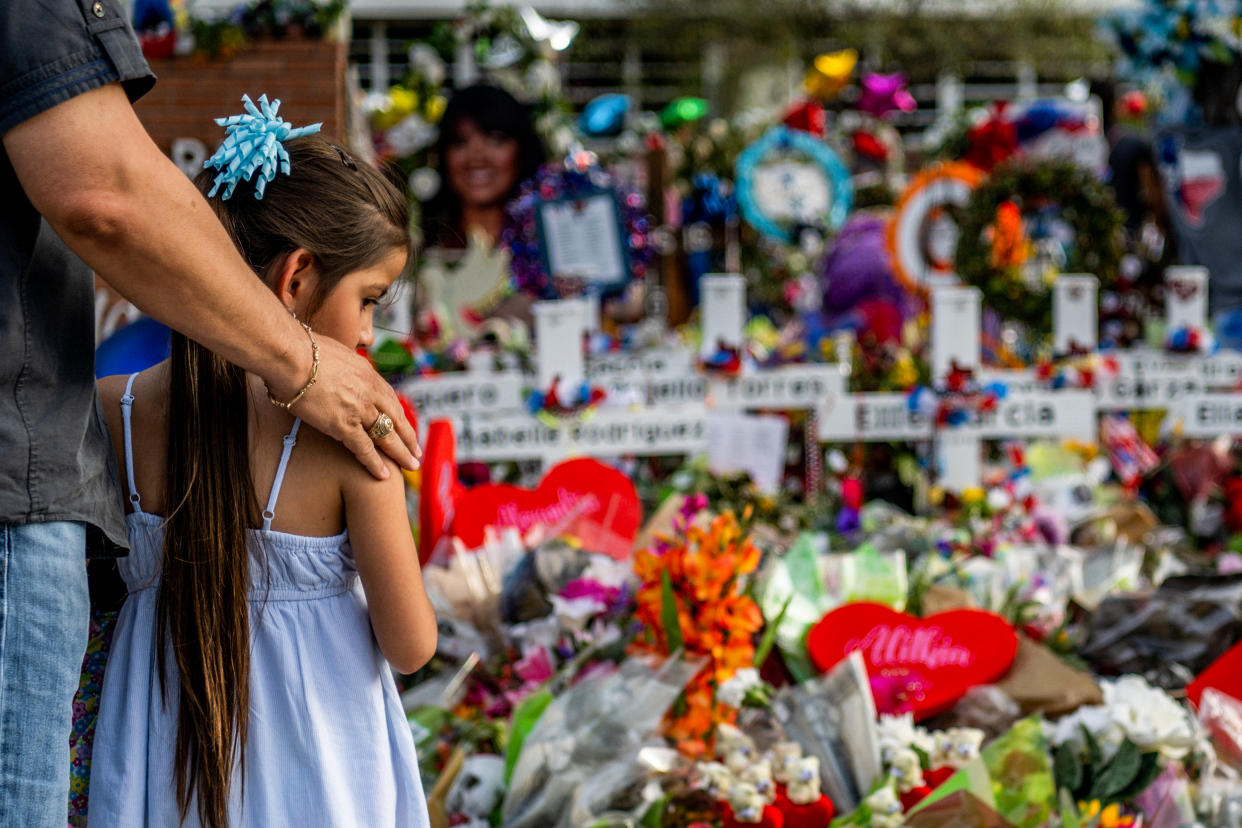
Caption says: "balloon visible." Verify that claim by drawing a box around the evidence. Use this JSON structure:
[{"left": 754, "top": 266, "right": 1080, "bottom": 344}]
[
  {"left": 95, "top": 317, "right": 170, "bottom": 379},
  {"left": 857, "top": 72, "right": 917, "bottom": 119},
  {"left": 819, "top": 213, "right": 906, "bottom": 318},
  {"left": 804, "top": 49, "right": 857, "bottom": 100},
  {"left": 579, "top": 93, "right": 631, "bottom": 138},
  {"left": 782, "top": 99, "right": 827, "bottom": 136},
  {"left": 660, "top": 97, "right": 709, "bottom": 130}
]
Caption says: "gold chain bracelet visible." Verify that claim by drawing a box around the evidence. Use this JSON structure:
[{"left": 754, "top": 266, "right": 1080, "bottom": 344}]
[{"left": 266, "top": 321, "right": 319, "bottom": 410}]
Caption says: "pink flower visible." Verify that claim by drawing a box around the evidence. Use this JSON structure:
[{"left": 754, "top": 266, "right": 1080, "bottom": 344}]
[
  {"left": 560, "top": 578, "right": 620, "bottom": 606},
  {"left": 514, "top": 645, "right": 555, "bottom": 685}
]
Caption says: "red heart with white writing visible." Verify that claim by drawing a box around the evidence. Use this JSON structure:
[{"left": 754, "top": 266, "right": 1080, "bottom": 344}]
[
  {"left": 806, "top": 603, "right": 1018, "bottom": 720},
  {"left": 451, "top": 457, "right": 641, "bottom": 560}
]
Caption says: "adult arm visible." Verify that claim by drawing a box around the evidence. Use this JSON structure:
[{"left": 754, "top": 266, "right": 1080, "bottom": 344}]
[{"left": 3, "top": 83, "right": 418, "bottom": 477}]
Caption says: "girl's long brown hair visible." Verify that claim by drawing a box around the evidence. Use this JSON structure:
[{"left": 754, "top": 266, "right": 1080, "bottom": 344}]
[{"left": 159, "top": 137, "right": 408, "bottom": 828}]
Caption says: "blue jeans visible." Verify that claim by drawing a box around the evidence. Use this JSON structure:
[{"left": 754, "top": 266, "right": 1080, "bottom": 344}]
[{"left": 0, "top": 522, "right": 88, "bottom": 828}]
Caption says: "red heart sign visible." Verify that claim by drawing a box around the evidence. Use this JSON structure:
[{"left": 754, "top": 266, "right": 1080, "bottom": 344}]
[
  {"left": 807, "top": 603, "right": 1018, "bottom": 720},
  {"left": 451, "top": 458, "right": 641, "bottom": 560}
]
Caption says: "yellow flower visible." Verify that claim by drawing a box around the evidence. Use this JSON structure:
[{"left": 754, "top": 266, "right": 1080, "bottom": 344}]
[
  {"left": 1079, "top": 800, "right": 1101, "bottom": 819},
  {"left": 891, "top": 354, "right": 918, "bottom": 389},
  {"left": 426, "top": 95, "right": 447, "bottom": 124},
  {"left": 1100, "top": 803, "right": 1131, "bottom": 828},
  {"left": 960, "top": 486, "right": 985, "bottom": 505}
]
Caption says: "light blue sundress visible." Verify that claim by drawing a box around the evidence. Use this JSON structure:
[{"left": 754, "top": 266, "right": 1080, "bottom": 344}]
[{"left": 88, "top": 373, "right": 429, "bottom": 827}]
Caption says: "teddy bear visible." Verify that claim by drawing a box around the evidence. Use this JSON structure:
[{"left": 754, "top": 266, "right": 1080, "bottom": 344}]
[
  {"left": 715, "top": 723, "right": 754, "bottom": 758},
  {"left": 865, "top": 784, "right": 904, "bottom": 828},
  {"left": 698, "top": 760, "right": 734, "bottom": 799},
  {"left": 773, "top": 756, "right": 835, "bottom": 828},
  {"left": 738, "top": 758, "right": 776, "bottom": 804},
  {"left": 721, "top": 781, "right": 785, "bottom": 828},
  {"left": 770, "top": 741, "right": 804, "bottom": 785},
  {"left": 932, "top": 727, "right": 984, "bottom": 770},
  {"left": 888, "top": 747, "right": 926, "bottom": 794}
]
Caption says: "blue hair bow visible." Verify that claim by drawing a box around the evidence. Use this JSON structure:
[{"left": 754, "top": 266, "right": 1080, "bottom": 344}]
[{"left": 204, "top": 94, "right": 322, "bottom": 200}]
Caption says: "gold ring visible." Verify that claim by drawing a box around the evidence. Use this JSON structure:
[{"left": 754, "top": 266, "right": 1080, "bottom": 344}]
[{"left": 367, "top": 412, "right": 395, "bottom": 442}]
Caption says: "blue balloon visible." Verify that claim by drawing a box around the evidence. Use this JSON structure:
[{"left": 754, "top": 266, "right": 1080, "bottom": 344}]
[
  {"left": 133, "top": 0, "right": 173, "bottom": 29},
  {"left": 95, "top": 317, "right": 170, "bottom": 379},
  {"left": 579, "top": 94, "right": 631, "bottom": 138}
]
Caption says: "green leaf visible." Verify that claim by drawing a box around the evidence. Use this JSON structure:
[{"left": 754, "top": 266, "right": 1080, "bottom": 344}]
[
  {"left": 1058, "top": 788, "right": 1084, "bottom": 828},
  {"left": 754, "top": 595, "right": 792, "bottom": 668},
  {"left": 661, "top": 570, "right": 683, "bottom": 655},
  {"left": 1054, "top": 742, "right": 1083, "bottom": 794},
  {"left": 640, "top": 795, "right": 668, "bottom": 828},
  {"left": 1114, "top": 750, "right": 1162, "bottom": 802},
  {"left": 1082, "top": 725, "right": 1102, "bottom": 769},
  {"left": 504, "top": 690, "right": 553, "bottom": 784},
  {"left": 1089, "top": 739, "right": 1141, "bottom": 803}
]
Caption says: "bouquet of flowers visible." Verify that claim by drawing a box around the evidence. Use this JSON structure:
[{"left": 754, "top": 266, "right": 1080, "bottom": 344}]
[{"left": 632, "top": 501, "right": 765, "bottom": 757}]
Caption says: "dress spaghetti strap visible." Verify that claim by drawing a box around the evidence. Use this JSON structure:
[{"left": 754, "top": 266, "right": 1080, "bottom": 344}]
[
  {"left": 119, "top": 373, "right": 144, "bottom": 515},
  {"left": 262, "top": 419, "right": 302, "bottom": 531}
]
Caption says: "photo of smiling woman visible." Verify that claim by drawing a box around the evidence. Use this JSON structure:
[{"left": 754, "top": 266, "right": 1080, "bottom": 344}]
[{"left": 422, "top": 83, "right": 547, "bottom": 250}]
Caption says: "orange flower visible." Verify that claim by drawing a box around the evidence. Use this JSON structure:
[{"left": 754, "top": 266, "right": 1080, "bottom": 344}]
[
  {"left": 632, "top": 509, "right": 766, "bottom": 755},
  {"left": 987, "top": 200, "right": 1031, "bottom": 269}
]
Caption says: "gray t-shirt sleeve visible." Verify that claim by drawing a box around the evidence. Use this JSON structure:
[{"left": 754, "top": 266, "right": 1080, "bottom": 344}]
[{"left": 0, "top": 0, "right": 156, "bottom": 135}]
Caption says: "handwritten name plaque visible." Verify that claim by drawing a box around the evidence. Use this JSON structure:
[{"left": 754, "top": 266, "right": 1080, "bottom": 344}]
[
  {"left": 1175, "top": 392, "right": 1242, "bottom": 438},
  {"left": 817, "top": 390, "right": 1095, "bottom": 443},
  {"left": 400, "top": 373, "right": 524, "bottom": 419},
  {"left": 450, "top": 405, "right": 709, "bottom": 462}
]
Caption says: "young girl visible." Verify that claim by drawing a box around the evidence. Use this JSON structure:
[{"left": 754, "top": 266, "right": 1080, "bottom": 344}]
[{"left": 88, "top": 107, "right": 436, "bottom": 827}]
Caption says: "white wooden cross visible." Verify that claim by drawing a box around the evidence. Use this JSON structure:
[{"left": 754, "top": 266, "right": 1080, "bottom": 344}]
[
  {"left": 1054, "top": 274, "right": 1098, "bottom": 354},
  {"left": 819, "top": 285, "right": 1096, "bottom": 492},
  {"left": 1096, "top": 266, "right": 1242, "bottom": 411}
]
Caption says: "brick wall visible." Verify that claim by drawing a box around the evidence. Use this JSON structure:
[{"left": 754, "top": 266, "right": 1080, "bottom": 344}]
[{"left": 133, "top": 39, "right": 348, "bottom": 158}]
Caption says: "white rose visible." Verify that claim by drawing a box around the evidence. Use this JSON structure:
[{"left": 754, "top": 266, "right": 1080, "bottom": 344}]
[
  {"left": 1102, "top": 675, "right": 1197, "bottom": 759},
  {"left": 1049, "top": 704, "right": 1125, "bottom": 758}
]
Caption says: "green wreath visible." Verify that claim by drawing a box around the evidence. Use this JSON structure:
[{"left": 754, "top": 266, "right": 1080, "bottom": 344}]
[{"left": 954, "top": 158, "right": 1125, "bottom": 336}]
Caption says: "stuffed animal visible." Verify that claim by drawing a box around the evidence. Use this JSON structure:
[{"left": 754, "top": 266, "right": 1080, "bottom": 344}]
[
  {"left": 933, "top": 727, "right": 984, "bottom": 769},
  {"left": 888, "top": 748, "right": 925, "bottom": 793},
  {"left": 698, "top": 760, "right": 734, "bottom": 799},
  {"left": 715, "top": 723, "right": 755, "bottom": 758},
  {"left": 865, "top": 785, "right": 903, "bottom": 828},
  {"left": 770, "top": 741, "right": 803, "bottom": 785},
  {"left": 738, "top": 758, "right": 776, "bottom": 803},
  {"left": 725, "top": 745, "right": 758, "bottom": 776},
  {"left": 773, "top": 759, "right": 835, "bottom": 828},
  {"left": 722, "top": 782, "right": 784, "bottom": 828}
]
